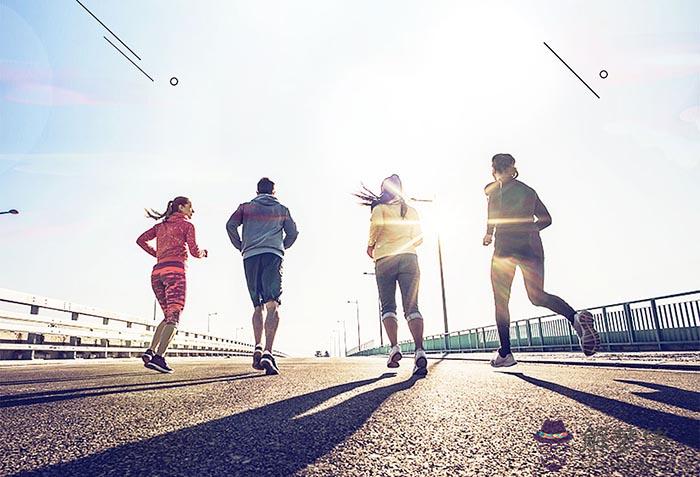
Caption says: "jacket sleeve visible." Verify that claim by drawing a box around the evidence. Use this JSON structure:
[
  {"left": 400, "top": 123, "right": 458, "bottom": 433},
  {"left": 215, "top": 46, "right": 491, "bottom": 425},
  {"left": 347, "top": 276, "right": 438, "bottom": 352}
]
[
  {"left": 226, "top": 205, "right": 244, "bottom": 250},
  {"left": 368, "top": 206, "right": 383, "bottom": 247},
  {"left": 186, "top": 223, "right": 205, "bottom": 258},
  {"left": 136, "top": 226, "right": 157, "bottom": 257},
  {"left": 282, "top": 207, "right": 299, "bottom": 249},
  {"left": 534, "top": 194, "right": 552, "bottom": 231}
]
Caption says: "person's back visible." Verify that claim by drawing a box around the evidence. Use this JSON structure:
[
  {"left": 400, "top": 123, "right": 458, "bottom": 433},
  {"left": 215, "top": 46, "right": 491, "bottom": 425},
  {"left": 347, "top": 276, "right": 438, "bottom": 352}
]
[
  {"left": 369, "top": 201, "right": 422, "bottom": 261},
  {"left": 360, "top": 174, "right": 428, "bottom": 377},
  {"left": 151, "top": 213, "right": 201, "bottom": 264},
  {"left": 483, "top": 154, "right": 600, "bottom": 368},
  {"left": 485, "top": 179, "right": 551, "bottom": 260},
  {"left": 231, "top": 194, "right": 298, "bottom": 259},
  {"left": 225, "top": 177, "right": 298, "bottom": 376}
]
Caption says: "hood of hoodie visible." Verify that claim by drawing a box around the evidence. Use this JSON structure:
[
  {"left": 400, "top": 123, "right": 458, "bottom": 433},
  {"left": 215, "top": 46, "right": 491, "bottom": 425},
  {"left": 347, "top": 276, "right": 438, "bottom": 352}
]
[{"left": 251, "top": 194, "right": 280, "bottom": 206}]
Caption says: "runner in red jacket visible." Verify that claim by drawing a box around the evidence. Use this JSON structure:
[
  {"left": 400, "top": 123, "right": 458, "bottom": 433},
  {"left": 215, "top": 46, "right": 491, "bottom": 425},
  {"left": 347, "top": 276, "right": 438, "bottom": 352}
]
[{"left": 137, "top": 196, "right": 207, "bottom": 373}]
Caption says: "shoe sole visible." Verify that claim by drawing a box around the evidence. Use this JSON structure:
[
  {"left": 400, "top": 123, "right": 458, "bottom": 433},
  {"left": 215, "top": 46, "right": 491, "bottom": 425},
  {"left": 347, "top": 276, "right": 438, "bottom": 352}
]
[
  {"left": 145, "top": 362, "right": 174, "bottom": 374},
  {"left": 577, "top": 316, "right": 601, "bottom": 356},
  {"left": 387, "top": 352, "right": 402, "bottom": 368},
  {"left": 490, "top": 359, "right": 517, "bottom": 368},
  {"left": 261, "top": 359, "right": 279, "bottom": 375},
  {"left": 413, "top": 356, "right": 428, "bottom": 376}
]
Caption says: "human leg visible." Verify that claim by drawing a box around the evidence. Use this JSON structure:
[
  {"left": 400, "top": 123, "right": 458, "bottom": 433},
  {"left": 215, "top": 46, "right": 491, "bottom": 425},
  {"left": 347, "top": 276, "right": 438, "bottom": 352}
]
[
  {"left": 397, "top": 254, "right": 424, "bottom": 350},
  {"left": 148, "top": 273, "right": 168, "bottom": 353},
  {"left": 156, "top": 273, "right": 186, "bottom": 356},
  {"left": 520, "top": 257, "right": 575, "bottom": 323},
  {"left": 520, "top": 257, "right": 600, "bottom": 356},
  {"left": 375, "top": 256, "right": 402, "bottom": 367},
  {"left": 491, "top": 255, "right": 517, "bottom": 358},
  {"left": 375, "top": 257, "right": 399, "bottom": 345},
  {"left": 263, "top": 300, "right": 280, "bottom": 353},
  {"left": 252, "top": 306, "right": 263, "bottom": 345}
]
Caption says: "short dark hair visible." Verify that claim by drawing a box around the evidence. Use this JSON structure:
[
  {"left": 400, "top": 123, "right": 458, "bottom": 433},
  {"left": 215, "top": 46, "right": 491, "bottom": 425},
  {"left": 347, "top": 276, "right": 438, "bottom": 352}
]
[
  {"left": 492, "top": 153, "right": 515, "bottom": 173},
  {"left": 257, "top": 177, "right": 275, "bottom": 194}
]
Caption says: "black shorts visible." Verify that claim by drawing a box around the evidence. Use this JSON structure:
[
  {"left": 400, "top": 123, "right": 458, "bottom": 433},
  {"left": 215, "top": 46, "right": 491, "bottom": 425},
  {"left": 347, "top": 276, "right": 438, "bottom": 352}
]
[
  {"left": 494, "top": 231, "right": 544, "bottom": 260},
  {"left": 243, "top": 253, "right": 283, "bottom": 307}
]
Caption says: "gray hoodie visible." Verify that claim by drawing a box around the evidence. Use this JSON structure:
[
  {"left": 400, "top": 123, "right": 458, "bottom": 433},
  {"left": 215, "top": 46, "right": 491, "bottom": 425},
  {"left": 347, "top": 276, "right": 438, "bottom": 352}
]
[{"left": 226, "top": 194, "right": 299, "bottom": 260}]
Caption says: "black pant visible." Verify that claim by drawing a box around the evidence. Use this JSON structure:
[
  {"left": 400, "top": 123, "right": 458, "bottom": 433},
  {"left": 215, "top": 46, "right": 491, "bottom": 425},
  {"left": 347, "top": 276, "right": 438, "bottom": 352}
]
[
  {"left": 491, "top": 254, "right": 575, "bottom": 355},
  {"left": 243, "top": 253, "right": 283, "bottom": 307}
]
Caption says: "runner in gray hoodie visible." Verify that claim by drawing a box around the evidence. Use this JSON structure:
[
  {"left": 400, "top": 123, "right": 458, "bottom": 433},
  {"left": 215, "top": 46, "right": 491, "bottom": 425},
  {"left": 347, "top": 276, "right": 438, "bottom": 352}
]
[{"left": 226, "top": 177, "right": 298, "bottom": 375}]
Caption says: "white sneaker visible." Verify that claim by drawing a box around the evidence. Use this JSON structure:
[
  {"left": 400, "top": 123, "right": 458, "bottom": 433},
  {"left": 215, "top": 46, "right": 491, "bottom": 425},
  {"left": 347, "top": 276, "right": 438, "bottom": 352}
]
[
  {"left": 387, "top": 345, "right": 402, "bottom": 368},
  {"left": 490, "top": 351, "right": 517, "bottom": 368},
  {"left": 573, "top": 310, "right": 601, "bottom": 357},
  {"left": 413, "top": 349, "right": 428, "bottom": 376}
]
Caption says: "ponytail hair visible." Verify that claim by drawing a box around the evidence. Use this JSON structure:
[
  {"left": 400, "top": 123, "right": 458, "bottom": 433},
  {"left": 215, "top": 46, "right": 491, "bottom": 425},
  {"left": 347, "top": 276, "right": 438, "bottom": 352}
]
[
  {"left": 353, "top": 174, "right": 408, "bottom": 218},
  {"left": 145, "top": 196, "right": 189, "bottom": 221}
]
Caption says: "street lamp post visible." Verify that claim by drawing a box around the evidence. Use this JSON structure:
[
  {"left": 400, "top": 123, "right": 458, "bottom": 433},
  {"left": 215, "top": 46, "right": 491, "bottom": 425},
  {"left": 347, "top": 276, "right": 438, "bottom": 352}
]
[
  {"left": 346, "top": 299, "right": 361, "bottom": 352},
  {"left": 336, "top": 320, "right": 347, "bottom": 357},
  {"left": 0, "top": 209, "right": 19, "bottom": 215},
  {"left": 207, "top": 312, "right": 218, "bottom": 334},
  {"left": 411, "top": 197, "right": 450, "bottom": 350},
  {"left": 363, "top": 272, "right": 383, "bottom": 346}
]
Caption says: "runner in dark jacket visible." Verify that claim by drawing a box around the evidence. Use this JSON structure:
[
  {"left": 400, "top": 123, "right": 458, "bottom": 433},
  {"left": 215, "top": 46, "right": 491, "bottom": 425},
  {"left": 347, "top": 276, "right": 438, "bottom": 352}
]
[{"left": 483, "top": 154, "right": 600, "bottom": 367}]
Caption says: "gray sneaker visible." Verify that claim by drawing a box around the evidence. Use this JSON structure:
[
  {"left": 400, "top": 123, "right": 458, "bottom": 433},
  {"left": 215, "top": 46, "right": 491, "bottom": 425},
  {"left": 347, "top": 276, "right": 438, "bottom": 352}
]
[
  {"left": 413, "top": 349, "right": 428, "bottom": 376},
  {"left": 573, "top": 311, "right": 601, "bottom": 357},
  {"left": 490, "top": 351, "right": 517, "bottom": 368},
  {"left": 386, "top": 345, "right": 402, "bottom": 368}
]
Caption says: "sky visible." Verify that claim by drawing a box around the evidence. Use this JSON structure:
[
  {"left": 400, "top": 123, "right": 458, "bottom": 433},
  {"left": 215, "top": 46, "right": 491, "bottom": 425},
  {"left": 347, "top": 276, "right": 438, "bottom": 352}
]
[{"left": 1, "top": 0, "right": 698, "bottom": 357}]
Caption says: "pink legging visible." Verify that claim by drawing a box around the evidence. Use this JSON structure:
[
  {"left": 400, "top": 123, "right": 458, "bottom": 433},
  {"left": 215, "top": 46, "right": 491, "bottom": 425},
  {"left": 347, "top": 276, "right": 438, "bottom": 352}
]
[{"left": 151, "top": 271, "right": 186, "bottom": 325}]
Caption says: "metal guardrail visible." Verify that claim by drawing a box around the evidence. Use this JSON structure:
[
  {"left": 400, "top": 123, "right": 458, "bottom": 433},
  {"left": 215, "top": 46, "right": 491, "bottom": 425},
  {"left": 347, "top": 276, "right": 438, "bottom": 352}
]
[
  {"left": 350, "top": 290, "right": 700, "bottom": 356},
  {"left": 0, "top": 289, "right": 287, "bottom": 360}
]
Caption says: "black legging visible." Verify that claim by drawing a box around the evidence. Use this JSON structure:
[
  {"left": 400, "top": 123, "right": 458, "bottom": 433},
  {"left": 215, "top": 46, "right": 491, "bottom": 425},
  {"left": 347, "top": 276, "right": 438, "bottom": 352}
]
[{"left": 491, "top": 254, "right": 576, "bottom": 356}]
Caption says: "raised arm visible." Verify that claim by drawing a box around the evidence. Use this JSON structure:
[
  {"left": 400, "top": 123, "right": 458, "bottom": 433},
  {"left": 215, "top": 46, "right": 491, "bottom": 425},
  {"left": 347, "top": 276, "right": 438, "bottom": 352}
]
[
  {"left": 368, "top": 206, "right": 384, "bottom": 247},
  {"left": 186, "top": 223, "right": 206, "bottom": 258},
  {"left": 485, "top": 182, "right": 500, "bottom": 236},
  {"left": 367, "top": 206, "right": 383, "bottom": 258},
  {"left": 282, "top": 208, "right": 299, "bottom": 249},
  {"left": 225, "top": 204, "right": 244, "bottom": 250},
  {"left": 136, "top": 226, "right": 157, "bottom": 257},
  {"left": 534, "top": 194, "right": 552, "bottom": 231}
]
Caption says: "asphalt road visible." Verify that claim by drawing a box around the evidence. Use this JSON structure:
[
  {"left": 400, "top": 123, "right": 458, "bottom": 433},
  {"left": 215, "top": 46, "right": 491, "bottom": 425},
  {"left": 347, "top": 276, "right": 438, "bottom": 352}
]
[{"left": 0, "top": 357, "right": 698, "bottom": 476}]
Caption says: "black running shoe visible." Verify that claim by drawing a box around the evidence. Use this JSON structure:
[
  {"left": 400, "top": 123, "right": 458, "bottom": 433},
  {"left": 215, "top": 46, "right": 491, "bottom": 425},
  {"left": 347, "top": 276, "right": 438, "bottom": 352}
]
[
  {"left": 142, "top": 348, "right": 155, "bottom": 366},
  {"left": 252, "top": 346, "right": 264, "bottom": 370},
  {"left": 145, "top": 355, "right": 174, "bottom": 374},
  {"left": 260, "top": 351, "right": 279, "bottom": 375}
]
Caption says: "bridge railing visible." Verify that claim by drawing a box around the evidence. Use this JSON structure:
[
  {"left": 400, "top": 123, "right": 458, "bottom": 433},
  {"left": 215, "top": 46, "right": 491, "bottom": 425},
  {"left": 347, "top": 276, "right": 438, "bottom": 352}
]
[
  {"left": 350, "top": 290, "right": 700, "bottom": 356},
  {"left": 0, "top": 289, "right": 287, "bottom": 360}
]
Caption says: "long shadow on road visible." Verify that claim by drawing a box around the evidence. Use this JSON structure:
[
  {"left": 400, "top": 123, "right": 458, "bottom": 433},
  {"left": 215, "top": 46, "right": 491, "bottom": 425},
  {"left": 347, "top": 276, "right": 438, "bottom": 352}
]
[
  {"left": 0, "top": 372, "right": 153, "bottom": 387},
  {"left": 0, "top": 373, "right": 263, "bottom": 408},
  {"left": 614, "top": 379, "right": 700, "bottom": 413},
  {"left": 510, "top": 372, "right": 699, "bottom": 449},
  {"left": 19, "top": 372, "right": 421, "bottom": 477}
]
